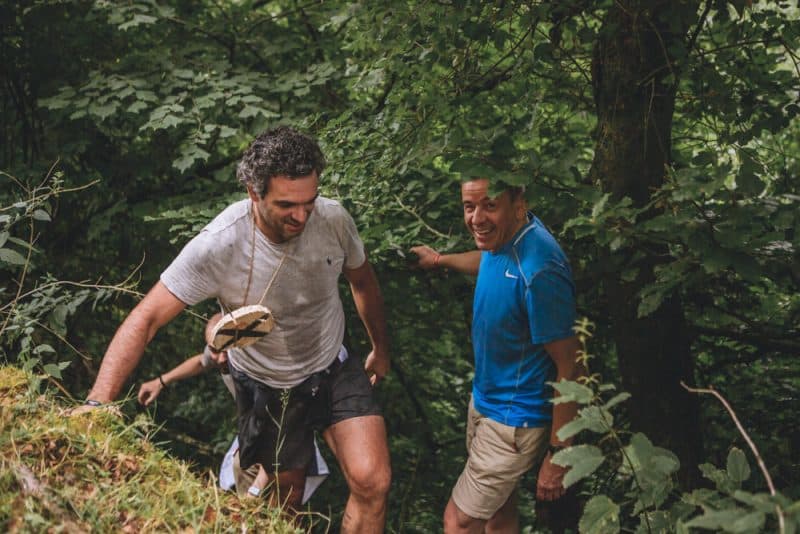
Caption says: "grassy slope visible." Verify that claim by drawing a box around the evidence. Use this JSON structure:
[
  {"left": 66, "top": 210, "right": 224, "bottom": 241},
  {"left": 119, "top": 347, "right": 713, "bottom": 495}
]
[{"left": 0, "top": 366, "right": 318, "bottom": 533}]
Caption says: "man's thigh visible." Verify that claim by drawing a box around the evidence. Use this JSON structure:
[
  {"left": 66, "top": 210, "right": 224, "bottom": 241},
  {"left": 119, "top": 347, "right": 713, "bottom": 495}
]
[
  {"left": 323, "top": 415, "right": 390, "bottom": 487},
  {"left": 452, "top": 403, "right": 548, "bottom": 520}
]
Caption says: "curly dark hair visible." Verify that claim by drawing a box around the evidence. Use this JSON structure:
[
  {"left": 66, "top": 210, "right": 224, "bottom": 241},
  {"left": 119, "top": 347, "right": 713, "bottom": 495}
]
[{"left": 236, "top": 126, "right": 326, "bottom": 197}]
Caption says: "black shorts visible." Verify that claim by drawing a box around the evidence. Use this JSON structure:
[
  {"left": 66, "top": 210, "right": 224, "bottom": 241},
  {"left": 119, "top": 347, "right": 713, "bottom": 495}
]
[{"left": 231, "top": 351, "right": 382, "bottom": 473}]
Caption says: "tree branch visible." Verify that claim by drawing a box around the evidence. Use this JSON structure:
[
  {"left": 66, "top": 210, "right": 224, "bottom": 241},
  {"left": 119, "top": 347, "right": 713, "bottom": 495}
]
[{"left": 681, "top": 382, "right": 785, "bottom": 533}]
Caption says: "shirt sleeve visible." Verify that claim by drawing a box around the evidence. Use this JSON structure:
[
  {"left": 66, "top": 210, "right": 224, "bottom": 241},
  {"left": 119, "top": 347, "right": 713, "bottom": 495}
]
[
  {"left": 160, "top": 230, "right": 221, "bottom": 306},
  {"left": 336, "top": 207, "right": 367, "bottom": 270},
  {"left": 526, "top": 264, "right": 576, "bottom": 345}
]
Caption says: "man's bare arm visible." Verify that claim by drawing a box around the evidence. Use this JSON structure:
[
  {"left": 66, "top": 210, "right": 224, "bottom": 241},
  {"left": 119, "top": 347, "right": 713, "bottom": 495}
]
[
  {"left": 88, "top": 281, "right": 187, "bottom": 402},
  {"left": 410, "top": 245, "right": 480, "bottom": 276},
  {"left": 343, "top": 259, "right": 390, "bottom": 385},
  {"left": 138, "top": 353, "right": 204, "bottom": 406},
  {"left": 536, "top": 336, "right": 586, "bottom": 501}
]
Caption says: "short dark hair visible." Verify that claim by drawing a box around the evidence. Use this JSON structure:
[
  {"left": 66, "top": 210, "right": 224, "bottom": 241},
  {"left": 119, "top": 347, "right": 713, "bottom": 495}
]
[
  {"left": 237, "top": 126, "right": 326, "bottom": 197},
  {"left": 463, "top": 176, "right": 526, "bottom": 200}
]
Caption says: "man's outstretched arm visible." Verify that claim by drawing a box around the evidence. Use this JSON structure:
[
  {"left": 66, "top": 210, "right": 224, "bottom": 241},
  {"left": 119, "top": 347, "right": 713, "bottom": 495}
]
[
  {"left": 88, "top": 281, "right": 187, "bottom": 403},
  {"left": 410, "top": 245, "right": 480, "bottom": 276},
  {"left": 343, "top": 259, "right": 390, "bottom": 385}
]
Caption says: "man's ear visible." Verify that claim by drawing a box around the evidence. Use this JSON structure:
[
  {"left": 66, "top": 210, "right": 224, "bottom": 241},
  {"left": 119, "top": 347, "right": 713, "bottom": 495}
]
[
  {"left": 516, "top": 198, "right": 528, "bottom": 221},
  {"left": 247, "top": 186, "right": 260, "bottom": 203}
]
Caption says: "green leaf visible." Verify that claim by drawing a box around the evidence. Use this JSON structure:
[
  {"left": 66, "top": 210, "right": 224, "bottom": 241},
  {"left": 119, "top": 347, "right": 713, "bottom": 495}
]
[
  {"left": 551, "top": 445, "right": 604, "bottom": 488},
  {"left": 127, "top": 101, "right": 148, "bottom": 113},
  {"left": 33, "top": 344, "right": 55, "bottom": 354},
  {"left": 727, "top": 448, "right": 751, "bottom": 485},
  {"left": 635, "top": 511, "right": 671, "bottom": 534},
  {"left": 119, "top": 13, "right": 157, "bottom": 31},
  {"left": 603, "top": 392, "right": 631, "bottom": 411},
  {"left": 557, "top": 406, "right": 614, "bottom": 441},
  {"left": 22, "top": 357, "right": 40, "bottom": 373},
  {"left": 732, "top": 491, "right": 779, "bottom": 514},
  {"left": 43, "top": 363, "right": 63, "bottom": 379},
  {"left": 621, "top": 433, "right": 679, "bottom": 511},
  {"left": 700, "top": 462, "right": 735, "bottom": 493},
  {"left": 550, "top": 380, "right": 594, "bottom": 404},
  {"left": 637, "top": 287, "right": 665, "bottom": 318},
  {"left": 685, "top": 507, "right": 765, "bottom": 533},
  {"left": 579, "top": 495, "right": 620, "bottom": 534},
  {"left": 32, "top": 209, "right": 51, "bottom": 222},
  {"left": 729, "top": 510, "right": 765, "bottom": 533},
  {"left": 173, "top": 145, "right": 211, "bottom": 172},
  {"left": 238, "top": 105, "right": 278, "bottom": 119},
  {"left": 0, "top": 231, "right": 8, "bottom": 247},
  {"left": 592, "top": 193, "right": 610, "bottom": 218},
  {"left": 0, "top": 247, "right": 26, "bottom": 265}
]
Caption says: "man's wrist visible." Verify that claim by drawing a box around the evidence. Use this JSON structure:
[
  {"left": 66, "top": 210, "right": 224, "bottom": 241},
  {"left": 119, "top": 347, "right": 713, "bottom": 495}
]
[
  {"left": 547, "top": 443, "right": 568, "bottom": 456},
  {"left": 158, "top": 375, "right": 167, "bottom": 388}
]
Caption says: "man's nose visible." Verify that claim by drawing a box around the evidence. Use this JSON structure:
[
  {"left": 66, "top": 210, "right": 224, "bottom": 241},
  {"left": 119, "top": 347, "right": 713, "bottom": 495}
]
[
  {"left": 471, "top": 206, "right": 486, "bottom": 224},
  {"left": 291, "top": 205, "right": 309, "bottom": 223}
]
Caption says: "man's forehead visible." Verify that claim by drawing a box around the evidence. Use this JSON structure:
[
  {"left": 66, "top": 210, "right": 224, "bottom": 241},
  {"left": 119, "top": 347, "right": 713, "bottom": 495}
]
[{"left": 462, "top": 179, "right": 501, "bottom": 200}]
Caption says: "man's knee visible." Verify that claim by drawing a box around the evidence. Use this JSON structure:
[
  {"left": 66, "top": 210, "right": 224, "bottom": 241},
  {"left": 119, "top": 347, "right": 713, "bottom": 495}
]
[
  {"left": 346, "top": 455, "right": 391, "bottom": 500},
  {"left": 444, "top": 498, "right": 482, "bottom": 534}
]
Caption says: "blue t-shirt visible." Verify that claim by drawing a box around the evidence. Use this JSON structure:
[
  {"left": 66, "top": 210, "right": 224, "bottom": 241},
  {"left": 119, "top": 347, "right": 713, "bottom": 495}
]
[{"left": 471, "top": 214, "right": 576, "bottom": 428}]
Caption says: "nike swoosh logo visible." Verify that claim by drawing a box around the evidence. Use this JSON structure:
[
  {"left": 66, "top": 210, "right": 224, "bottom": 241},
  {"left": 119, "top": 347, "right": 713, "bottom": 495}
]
[{"left": 504, "top": 269, "right": 519, "bottom": 279}]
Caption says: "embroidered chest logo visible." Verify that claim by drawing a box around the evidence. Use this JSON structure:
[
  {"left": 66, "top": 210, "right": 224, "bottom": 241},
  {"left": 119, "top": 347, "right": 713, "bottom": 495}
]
[{"left": 504, "top": 269, "right": 519, "bottom": 280}]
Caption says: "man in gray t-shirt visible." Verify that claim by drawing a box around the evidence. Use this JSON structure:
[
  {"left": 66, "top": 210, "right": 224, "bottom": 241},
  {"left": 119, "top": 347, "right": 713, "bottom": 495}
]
[{"left": 82, "top": 126, "right": 391, "bottom": 533}]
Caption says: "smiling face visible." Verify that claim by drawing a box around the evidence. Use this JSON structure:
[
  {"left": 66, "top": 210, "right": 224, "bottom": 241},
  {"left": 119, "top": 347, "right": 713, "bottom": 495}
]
[
  {"left": 249, "top": 173, "right": 319, "bottom": 243},
  {"left": 461, "top": 179, "right": 526, "bottom": 253}
]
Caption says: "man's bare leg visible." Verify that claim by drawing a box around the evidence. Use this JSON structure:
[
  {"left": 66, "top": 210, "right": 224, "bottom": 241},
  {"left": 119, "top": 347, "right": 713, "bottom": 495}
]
[
  {"left": 443, "top": 491, "right": 518, "bottom": 534},
  {"left": 486, "top": 490, "right": 518, "bottom": 534},
  {"left": 443, "top": 497, "right": 486, "bottom": 534},
  {"left": 323, "top": 415, "right": 391, "bottom": 533}
]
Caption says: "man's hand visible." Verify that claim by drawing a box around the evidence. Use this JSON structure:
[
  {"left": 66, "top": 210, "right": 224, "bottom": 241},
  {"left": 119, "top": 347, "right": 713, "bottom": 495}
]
[
  {"left": 536, "top": 452, "right": 568, "bottom": 501},
  {"left": 410, "top": 245, "right": 441, "bottom": 270},
  {"left": 364, "top": 348, "right": 390, "bottom": 386},
  {"left": 137, "top": 378, "right": 163, "bottom": 406}
]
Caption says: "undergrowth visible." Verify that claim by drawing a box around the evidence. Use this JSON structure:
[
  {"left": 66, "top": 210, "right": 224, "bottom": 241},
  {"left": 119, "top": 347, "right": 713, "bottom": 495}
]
[{"left": 0, "top": 366, "right": 320, "bottom": 533}]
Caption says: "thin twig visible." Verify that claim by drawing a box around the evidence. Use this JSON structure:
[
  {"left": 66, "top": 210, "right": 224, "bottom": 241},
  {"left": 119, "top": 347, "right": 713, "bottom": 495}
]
[
  {"left": 392, "top": 194, "right": 451, "bottom": 240},
  {"left": 681, "top": 381, "right": 785, "bottom": 533},
  {"left": 33, "top": 320, "right": 93, "bottom": 363}
]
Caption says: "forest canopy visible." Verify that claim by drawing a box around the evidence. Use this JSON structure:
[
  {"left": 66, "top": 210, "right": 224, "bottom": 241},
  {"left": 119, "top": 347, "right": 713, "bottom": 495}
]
[{"left": 2, "top": 1, "right": 799, "bottom": 532}]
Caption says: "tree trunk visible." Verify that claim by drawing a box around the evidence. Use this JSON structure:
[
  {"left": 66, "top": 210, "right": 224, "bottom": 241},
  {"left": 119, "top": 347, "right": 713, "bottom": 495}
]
[{"left": 589, "top": 1, "right": 702, "bottom": 486}]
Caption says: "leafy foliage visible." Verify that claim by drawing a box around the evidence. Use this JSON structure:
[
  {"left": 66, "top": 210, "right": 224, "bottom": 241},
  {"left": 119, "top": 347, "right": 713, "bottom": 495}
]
[
  {"left": 550, "top": 324, "right": 799, "bottom": 533},
  {"left": 1, "top": 0, "right": 799, "bottom": 531}
]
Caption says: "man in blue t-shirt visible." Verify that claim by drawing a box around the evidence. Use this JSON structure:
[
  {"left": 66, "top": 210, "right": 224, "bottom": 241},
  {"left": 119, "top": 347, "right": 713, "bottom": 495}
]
[{"left": 412, "top": 178, "right": 586, "bottom": 533}]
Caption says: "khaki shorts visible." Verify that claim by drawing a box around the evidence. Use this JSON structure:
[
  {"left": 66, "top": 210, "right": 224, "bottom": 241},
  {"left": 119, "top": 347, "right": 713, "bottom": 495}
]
[{"left": 451, "top": 399, "right": 550, "bottom": 520}]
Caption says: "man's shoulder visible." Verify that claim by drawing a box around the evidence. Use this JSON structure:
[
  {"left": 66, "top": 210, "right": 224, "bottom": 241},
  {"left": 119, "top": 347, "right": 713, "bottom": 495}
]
[
  {"left": 313, "top": 196, "right": 350, "bottom": 219},
  {"left": 514, "top": 218, "right": 571, "bottom": 280},
  {"left": 179, "top": 199, "right": 249, "bottom": 258},
  {"left": 203, "top": 198, "right": 250, "bottom": 235}
]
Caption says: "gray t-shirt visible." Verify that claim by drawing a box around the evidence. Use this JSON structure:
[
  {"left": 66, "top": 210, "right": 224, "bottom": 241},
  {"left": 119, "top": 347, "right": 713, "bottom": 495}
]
[{"left": 161, "top": 197, "right": 366, "bottom": 388}]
